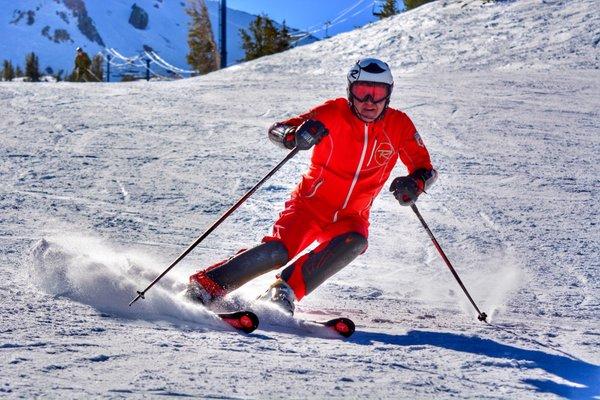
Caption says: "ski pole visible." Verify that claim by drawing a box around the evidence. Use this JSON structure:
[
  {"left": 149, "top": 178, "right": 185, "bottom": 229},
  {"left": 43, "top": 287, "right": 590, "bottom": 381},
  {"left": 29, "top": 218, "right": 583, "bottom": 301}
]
[
  {"left": 129, "top": 147, "right": 301, "bottom": 306},
  {"left": 410, "top": 203, "right": 488, "bottom": 322},
  {"left": 85, "top": 67, "right": 102, "bottom": 82}
]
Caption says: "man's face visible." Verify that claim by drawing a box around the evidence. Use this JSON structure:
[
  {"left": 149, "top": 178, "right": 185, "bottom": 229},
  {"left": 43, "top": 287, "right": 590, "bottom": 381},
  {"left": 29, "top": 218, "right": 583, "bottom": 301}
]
[
  {"left": 353, "top": 98, "right": 386, "bottom": 123},
  {"left": 349, "top": 82, "right": 390, "bottom": 123}
]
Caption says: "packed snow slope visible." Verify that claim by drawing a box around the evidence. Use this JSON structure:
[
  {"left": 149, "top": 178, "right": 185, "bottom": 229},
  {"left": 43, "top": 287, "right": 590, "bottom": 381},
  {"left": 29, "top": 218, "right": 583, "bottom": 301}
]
[{"left": 1, "top": 0, "right": 599, "bottom": 398}]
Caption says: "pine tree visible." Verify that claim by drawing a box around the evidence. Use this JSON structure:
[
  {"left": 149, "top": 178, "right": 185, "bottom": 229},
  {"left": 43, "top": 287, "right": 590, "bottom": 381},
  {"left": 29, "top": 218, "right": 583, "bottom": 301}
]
[
  {"left": 91, "top": 54, "right": 104, "bottom": 81},
  {"left": 15, "top": 66, "right": 23, "bottom": 78},
  {"left": 240, "top": 15, "right": 292, "bottom": 62},
  {"left": 53, "top": 69, "right": 64, "bottom": 82},
  {"left": 2, "top": 60, "right": 15, "bottom": 81},
  {"left": 263, "top": 17, "right": 279, "bottom": 55},
  {"left": 186, "top": 0, "right": 219, "bottom": 75},
  {"left": 276, "top": 21, "right": 292, "bottom": 53},
  {"left": 240, "top": 15, "right": 268, "bottom": 60},
  {"left": 377, "top": 0, "right": 400, "bottom": 19},
  {"left": 404, "top": 0, "right": 436, "bottom": 10},
  {"left": 25, "top": 52, "right": 41, "bottom": 82}
]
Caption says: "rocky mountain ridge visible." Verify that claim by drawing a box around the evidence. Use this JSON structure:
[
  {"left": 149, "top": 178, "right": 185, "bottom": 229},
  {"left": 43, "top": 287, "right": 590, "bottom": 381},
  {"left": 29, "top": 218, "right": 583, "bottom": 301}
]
[{"left": 1, "top": 0, "right": 317, "bottom": 77}]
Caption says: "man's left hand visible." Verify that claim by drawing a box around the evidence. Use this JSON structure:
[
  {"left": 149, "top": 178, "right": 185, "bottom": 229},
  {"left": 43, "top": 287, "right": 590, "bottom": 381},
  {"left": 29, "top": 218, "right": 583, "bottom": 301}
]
[{"left": 294, "top": 120, "right": 328, "bottom": 150}]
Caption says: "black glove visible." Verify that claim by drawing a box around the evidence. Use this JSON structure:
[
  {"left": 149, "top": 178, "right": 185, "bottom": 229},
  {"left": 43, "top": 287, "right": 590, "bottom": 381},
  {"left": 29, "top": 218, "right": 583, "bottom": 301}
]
[
  {"left": 389, "top": 175, "right": 424, "bottom": 206},
  {"left": 294, "top": 120, "right": 328, "bottom": 150}
]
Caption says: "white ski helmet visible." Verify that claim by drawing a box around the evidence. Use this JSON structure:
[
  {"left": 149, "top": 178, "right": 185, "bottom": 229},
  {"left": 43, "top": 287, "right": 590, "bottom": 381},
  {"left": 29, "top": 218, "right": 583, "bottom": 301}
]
[
  {"left": 347, "top": 58, "right": 394, "bottom": 87},
  {"left": 347, "top": 58, "right": 394, "bottom": 118}
]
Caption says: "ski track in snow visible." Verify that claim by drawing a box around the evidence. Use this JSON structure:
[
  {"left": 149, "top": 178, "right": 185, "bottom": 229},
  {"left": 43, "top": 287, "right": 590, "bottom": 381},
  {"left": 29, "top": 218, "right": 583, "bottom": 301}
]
[{"left": 1, "top": 0, "right": 599, "bottom": 398}]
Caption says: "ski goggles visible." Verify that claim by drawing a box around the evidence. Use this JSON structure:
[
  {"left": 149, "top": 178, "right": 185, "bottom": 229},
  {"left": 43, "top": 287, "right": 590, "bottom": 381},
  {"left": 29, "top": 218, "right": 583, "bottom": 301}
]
[{"left": 350, "top": 82, "right": 391, "bottom": 104}]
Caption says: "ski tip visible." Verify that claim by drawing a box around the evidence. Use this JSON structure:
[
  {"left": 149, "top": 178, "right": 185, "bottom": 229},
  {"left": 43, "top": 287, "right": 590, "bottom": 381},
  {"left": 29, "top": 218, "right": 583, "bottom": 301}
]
[
  {"left": 324, "top": 317, "right": 355, "bottom": 338},
  {"left": 219, "top": 311, "right": 259, "bottom": 334}
]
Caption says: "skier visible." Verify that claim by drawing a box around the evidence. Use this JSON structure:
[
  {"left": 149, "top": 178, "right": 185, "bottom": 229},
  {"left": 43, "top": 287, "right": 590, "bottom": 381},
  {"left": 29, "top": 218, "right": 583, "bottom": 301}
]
[
  {"left": 187, "top": 58, "right": 437, "bottom": 315},
  {"left": 74, "top": 47, "right": 92, "bottom": 82}
]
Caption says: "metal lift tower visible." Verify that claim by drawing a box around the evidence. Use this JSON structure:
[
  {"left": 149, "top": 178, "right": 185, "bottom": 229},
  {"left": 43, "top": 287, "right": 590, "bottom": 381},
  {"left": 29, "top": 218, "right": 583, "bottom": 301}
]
[{"left": 219, "top": 0, "right": 227, "bottom": 68}]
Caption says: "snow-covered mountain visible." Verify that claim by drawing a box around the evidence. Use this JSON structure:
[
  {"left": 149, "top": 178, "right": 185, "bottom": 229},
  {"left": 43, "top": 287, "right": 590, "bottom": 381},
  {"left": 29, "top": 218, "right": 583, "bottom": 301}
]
[
  {"left": 1, "top": 0, "right": 598, "bottom": 398},
  {"left": 0, "top": 0, "right": 317, "bottom": 77}
]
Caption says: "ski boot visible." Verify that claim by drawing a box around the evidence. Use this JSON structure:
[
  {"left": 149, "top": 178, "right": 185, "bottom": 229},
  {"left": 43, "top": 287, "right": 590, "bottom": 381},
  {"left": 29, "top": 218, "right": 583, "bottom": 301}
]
[
  {"left": 185, "top": 271, "right": 226, "bottom": 306},
  {"left": 185, "top": 281, "right": 213, "bottom": 305},
  {"left": 258, "top": 279, "right": 296, "bottom": 315}
]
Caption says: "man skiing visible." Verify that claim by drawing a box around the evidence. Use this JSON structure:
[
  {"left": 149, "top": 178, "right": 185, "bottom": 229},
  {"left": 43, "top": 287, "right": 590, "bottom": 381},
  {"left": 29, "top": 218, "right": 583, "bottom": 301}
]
[
  {"left": 187, "top": 58, "right": 437, "bottom": 315},
  {"left": 74, "top": 47, "right": 92, "bottom": 82}
]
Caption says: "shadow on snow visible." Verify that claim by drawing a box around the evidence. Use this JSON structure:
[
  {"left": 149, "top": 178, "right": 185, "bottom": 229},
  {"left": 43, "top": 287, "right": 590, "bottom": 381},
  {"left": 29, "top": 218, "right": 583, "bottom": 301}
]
[{"left": 350, "top": 330, "right": 599, "bottom": 400}]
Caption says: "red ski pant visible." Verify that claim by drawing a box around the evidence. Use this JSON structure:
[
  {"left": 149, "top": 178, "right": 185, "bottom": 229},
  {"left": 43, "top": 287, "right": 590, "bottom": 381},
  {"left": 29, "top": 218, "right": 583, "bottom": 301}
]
[
  {"left": 191, "top": 199, "right": 369, "bottom": 300},
  {"left": 263, "top": 199, "right": 369, "bottom": 299}
]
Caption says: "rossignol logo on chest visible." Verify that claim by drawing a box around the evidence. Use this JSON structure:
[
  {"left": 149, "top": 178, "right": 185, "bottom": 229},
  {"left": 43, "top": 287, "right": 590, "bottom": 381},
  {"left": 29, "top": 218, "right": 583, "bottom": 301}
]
[{"left": 374, "top": 142, "right": 394, "bottom": 165}]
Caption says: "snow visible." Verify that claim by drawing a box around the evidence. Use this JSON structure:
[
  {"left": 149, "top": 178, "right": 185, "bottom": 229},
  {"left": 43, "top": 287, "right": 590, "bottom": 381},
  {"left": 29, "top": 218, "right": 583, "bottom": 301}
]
[{"left": 1, "top": 0, "right": 599, "bottom": 398}]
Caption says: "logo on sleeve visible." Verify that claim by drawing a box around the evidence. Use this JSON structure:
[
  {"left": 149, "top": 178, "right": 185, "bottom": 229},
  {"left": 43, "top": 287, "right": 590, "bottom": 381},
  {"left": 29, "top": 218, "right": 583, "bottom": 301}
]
[{"left": 414, "top": 131, "right": 425, "bottom": 147}]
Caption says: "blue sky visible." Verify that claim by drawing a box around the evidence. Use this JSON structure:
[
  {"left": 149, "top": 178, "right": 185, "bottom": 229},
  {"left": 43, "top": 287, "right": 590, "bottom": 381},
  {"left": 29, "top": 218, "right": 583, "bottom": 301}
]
[{"left": 226, "top": 0, "right": 386, "bottom": 39}]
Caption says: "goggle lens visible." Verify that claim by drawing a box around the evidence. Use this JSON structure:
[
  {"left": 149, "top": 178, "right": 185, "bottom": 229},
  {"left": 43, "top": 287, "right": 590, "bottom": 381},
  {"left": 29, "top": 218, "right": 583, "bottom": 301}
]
[{"left": 350, "top": 83, "right": 390, "bottom": 103}]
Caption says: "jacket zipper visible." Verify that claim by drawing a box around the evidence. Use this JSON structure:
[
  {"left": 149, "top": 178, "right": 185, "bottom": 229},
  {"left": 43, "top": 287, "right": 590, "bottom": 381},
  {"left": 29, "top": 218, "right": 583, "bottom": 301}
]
[{"left": 334, "top": 124, "right": 369, "bottom": 222}]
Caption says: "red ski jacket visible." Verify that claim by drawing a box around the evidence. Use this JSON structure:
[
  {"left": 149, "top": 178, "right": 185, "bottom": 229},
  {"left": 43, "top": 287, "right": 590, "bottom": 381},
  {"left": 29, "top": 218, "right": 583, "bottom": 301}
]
[{"left": 280, "top": 98, "right": 434, "bottom": 223}]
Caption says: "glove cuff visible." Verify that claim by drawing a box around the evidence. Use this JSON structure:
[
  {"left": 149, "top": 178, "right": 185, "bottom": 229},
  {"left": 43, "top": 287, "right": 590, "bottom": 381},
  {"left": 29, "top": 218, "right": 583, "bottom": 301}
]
[{"left": 409, "top": 168, "right": 438, "bottom": 192}]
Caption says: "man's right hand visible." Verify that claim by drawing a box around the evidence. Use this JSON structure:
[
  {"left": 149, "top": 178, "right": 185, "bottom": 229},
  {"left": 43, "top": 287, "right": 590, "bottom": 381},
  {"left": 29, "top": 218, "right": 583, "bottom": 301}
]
[
  {"left": 389, "top": 176, "right": 423, "bottom": 206},
  {"left": 294, "top": 120, "right": 328, "bottom": 150}
]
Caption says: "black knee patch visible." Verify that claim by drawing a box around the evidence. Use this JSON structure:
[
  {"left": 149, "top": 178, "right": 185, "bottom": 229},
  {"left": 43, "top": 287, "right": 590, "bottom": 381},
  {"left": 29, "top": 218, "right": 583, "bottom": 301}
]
[
  {"left": 281, "top": 231, "right": 368, "bottom": 297},
  {"left": 338, "top": 232, "right": 368, "bottom": 256},
  {"left": 206, "top": 241, "right": 289, "bottom": 291},
  {"left": 263, "top": 241, "right": 290, "bottom": 267}
]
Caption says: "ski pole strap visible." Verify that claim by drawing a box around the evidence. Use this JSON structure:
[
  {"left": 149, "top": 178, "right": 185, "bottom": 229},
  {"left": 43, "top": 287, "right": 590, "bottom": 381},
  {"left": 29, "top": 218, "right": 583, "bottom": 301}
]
[{"left": 410, "top": 204, "right": 487, "bottom": 322}]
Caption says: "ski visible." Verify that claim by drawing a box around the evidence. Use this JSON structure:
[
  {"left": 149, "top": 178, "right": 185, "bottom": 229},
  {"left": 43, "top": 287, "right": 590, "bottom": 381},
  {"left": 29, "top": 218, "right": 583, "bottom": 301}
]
[
  {"left": 206, "top": 294, "right": 353, "bottom": 337},
  {"left": 217, "top": 311, "right": 259, "bottom": 334},
  {"left": 180, "top": 288, "right": 259, "bottom": 333}
]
